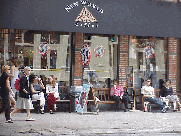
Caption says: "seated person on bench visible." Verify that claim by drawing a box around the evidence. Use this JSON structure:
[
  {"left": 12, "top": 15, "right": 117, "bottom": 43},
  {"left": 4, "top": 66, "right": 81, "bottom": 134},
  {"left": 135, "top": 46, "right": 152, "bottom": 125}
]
[
  {"left": 160, "top": 79, "right": 181, "bottom": 111},
  {"left": 141, "top": 78, "right": 167, "bottom": 113},
  {"left": 110, "top": 79, "right": 128, "bottom": 112},
  {"left": 31, "top": 75, "right": 45, "bottom": 114},
  {"left": 46, "top": 75, "right": 59, "bottom": 114}
]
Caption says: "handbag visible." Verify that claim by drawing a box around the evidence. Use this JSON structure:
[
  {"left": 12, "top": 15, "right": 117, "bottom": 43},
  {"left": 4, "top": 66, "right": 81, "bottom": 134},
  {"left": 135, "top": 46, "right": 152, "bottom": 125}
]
[
  {"left": 124, "top": 92, "right": 134, "bottom": 103},
  {"left": 59, "top": 93, "right": 67, "bottom": 100}
]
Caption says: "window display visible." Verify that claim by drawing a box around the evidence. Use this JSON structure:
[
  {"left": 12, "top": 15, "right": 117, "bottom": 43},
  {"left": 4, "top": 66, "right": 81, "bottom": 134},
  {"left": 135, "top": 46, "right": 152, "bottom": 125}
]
[{"left": 129, "top": 36, "right": 168, "bottom": 89}]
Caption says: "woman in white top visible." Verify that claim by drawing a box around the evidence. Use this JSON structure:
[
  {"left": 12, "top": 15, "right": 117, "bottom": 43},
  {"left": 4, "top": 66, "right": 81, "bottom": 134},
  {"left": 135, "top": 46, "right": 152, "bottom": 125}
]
[
  {"left": 31, "top": 75, "right": 45, "bottom": 114},
  {"left": 46, "top": 75, "right": 59, "bottom": 114},
  {"left": 9, "top": 58, "right": 19, "bottom": 105}
]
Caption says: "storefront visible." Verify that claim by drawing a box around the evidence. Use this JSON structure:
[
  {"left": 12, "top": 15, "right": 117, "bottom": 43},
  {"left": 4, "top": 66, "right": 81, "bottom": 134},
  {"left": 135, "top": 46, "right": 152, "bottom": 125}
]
[{"left": 1, "top": 0, "right": 181, "bottom": 93}]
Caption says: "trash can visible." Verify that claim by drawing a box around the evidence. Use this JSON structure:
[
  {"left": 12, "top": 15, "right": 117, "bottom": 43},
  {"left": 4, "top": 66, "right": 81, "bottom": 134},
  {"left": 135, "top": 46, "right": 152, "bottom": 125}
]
[{"left": 70, "top": 86, "right": 83, "bottom": 112}]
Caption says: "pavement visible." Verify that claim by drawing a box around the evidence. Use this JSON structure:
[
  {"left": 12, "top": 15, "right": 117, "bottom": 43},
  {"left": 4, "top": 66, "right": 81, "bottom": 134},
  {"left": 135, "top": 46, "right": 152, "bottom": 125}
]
[{"left": 0, "top": 110, "right": 181, "bottom": 136}]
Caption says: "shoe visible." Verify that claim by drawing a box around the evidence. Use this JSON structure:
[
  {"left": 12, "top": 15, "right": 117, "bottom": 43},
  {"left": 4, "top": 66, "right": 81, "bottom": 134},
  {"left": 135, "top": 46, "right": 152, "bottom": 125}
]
[
  {"left": 174, "top": 109, "right": 178, "bottom": 112},
  {"left": 115, "top": 108, "right": 119, "bottom": 112},
  {"left": 161, "top": 108, "right": 166, "bottom": 113},
  {"left": 26, "top": 118, "right": 35, "bottom": 121},
  {"left": 124, "top": 109, "right": 128, "bottom": 112},
  {"left": 40, "top": 110, "right": 44, "bottom": 114},
  {"left": 5, "top": 120, "right": 13, "bottom": 123},
  {"left": 50, "top": 110, "right": 54, "bottom": 114}
]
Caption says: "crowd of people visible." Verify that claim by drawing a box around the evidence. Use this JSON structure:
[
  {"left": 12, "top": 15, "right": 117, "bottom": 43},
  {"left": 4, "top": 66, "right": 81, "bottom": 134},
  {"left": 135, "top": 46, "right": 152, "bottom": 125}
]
[
  {"left": 0, "top": 58, "right": 60, "bottom": 123},
  {"left": 0, "top": 58, "right": 181, "bottom": 123}
]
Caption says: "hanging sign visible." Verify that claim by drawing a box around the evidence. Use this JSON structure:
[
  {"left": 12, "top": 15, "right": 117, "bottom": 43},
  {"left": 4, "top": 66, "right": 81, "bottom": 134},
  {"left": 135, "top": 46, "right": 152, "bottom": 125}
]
[
  {"left": 37, "top": 42, "right": 50, "bottom": 56},
  {"left": 94, "top": 45, "right": 105, "bottom": 58},
  {"left": 143, "top": 46, "right": 155, "bottom": 59},
  {"left": 81, "top": 43, "right": 91, "bottom": 66}
]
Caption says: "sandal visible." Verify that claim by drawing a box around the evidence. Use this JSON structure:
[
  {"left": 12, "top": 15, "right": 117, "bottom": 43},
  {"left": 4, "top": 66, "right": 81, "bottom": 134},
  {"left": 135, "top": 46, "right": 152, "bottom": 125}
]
[
  {"left": 5, "top": 120, "right": 13, "bottom": 123},
  {"left": 50, "top": 110, "right": 53, "bottom": 114}
]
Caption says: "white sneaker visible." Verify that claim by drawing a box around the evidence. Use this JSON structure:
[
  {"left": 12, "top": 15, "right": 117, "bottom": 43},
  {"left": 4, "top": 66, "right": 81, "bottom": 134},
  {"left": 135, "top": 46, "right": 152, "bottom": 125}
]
[
  {"left": 95, "top": 97, "right": 100, "bottom": 102},
  {"left": 26, "top": 118, "right": 35, "bottom": 121}
]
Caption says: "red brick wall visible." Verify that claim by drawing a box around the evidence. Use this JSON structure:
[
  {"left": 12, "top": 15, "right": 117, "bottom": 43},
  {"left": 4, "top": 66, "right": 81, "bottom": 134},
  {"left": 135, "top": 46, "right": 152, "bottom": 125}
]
[
  {"left": 168, "top": 37, "right": 180, "bottom": 93},
  {"left": 74, "top": 33, "right": 83, "bottom": 86},
  {"left": 119, "top": 35, "right": 129, "bottom": 87}
]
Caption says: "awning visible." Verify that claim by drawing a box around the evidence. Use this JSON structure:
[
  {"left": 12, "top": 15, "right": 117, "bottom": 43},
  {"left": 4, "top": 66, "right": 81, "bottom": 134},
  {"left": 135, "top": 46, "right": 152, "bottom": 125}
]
[{"left": 0, "top": 0, "right": 181, "bottom": 38}]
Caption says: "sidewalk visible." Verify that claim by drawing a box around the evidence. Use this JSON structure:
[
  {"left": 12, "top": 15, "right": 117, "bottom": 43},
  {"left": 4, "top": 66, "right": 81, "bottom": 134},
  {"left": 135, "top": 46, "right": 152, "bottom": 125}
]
[{"left": 0, "top": 110, "right": 181, "bottom": 135}]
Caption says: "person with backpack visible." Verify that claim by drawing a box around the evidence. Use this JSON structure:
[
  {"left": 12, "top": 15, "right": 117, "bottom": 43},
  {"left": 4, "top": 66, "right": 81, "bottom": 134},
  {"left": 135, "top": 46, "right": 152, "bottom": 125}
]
[{"left": 0, "top": 65, "right": 14, "bottom": 123}]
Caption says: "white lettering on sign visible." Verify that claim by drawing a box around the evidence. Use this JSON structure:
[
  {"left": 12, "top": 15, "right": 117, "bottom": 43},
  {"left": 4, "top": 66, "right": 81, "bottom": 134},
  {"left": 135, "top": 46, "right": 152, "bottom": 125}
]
[
  {"left": 75, "top": 22, "right": 98, "bottom": 28},
  {"left": 64, "top": 2, "right": 78, "bottom": 12},
  {"left": 65, "top": 0, "right": 103, "bottom": 14},
  {"left": 80, "top": 0, "right": 104, "bottom": 13},
  {"left": 80, "top": 0, "right": 87, "bottom": 5}
]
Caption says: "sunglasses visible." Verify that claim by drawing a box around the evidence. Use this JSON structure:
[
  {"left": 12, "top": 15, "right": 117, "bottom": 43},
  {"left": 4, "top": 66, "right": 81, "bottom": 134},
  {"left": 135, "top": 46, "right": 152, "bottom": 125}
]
[{"left": 147, "top": 81, "right": 151, "bottom": 82}]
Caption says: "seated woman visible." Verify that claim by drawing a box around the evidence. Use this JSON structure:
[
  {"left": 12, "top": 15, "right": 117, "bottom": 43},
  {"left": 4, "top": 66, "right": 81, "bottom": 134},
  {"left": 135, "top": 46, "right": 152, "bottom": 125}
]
[
  {"left": 110, "top": 79, "right": 128, "bottom": 112},
  {"left": 160, "top": 79, "right": 181, "bottom": 111},
  {"left": 46, "top": 75, "right": 59, "bottom": 114},
  {"left": 30, "top": 75, "right": 45, "bottom": 114}
]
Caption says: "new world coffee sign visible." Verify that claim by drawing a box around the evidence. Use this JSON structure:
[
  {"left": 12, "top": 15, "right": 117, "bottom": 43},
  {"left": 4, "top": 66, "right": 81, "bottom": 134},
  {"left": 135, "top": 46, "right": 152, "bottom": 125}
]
[{"left": 64, "top": 0, "right": 104, "bottom": 28}]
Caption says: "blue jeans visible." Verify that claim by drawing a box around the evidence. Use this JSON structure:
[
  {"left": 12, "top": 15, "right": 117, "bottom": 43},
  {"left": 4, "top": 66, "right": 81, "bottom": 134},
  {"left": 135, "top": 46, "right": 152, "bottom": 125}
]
[{"left": 144, "top": 97, "right": 165, "bottom": 108}]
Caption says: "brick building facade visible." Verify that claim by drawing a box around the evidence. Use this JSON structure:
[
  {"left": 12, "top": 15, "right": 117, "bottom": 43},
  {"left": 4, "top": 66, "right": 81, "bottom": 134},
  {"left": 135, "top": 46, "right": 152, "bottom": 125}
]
[{"left": 74, "top": 33, "right": 181, "bottom": 94}]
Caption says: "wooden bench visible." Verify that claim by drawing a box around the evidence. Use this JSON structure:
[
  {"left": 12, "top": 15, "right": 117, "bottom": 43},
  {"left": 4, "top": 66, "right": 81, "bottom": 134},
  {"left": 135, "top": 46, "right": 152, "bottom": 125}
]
[
  {"left": 88, "top": 88, "right": 133, "bottom": 110},
  {"left": 134, "top": 88, "right": 162, "bottom": 111},
  {"left": 32, "top": 86, "right": 71, "bottom": 113}
]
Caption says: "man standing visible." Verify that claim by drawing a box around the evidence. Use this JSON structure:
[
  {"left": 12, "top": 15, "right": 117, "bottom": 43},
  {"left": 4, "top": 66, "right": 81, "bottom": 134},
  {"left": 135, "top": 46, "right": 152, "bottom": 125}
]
[{"left": 141, "top": 79, "right": 167, "bottom": 113}]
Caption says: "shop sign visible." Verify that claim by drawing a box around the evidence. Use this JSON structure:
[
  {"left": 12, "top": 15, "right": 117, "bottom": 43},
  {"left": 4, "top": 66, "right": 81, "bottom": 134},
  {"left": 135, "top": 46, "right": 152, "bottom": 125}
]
[
  {"left": 75, "top": 6, "right": 98, "bottom": 28},
  {"left": 65, "top": 0, "right": 103, "bottom": 28},
  {"left": 37, "top": 42, "right": 50, "bottom": 56},
  {"left": 81, "top": 43, "right": 91, "bottom": 66},
  {"left": 143, "top": 46, "right": 155, "bottom": 59},
  {"left": 94, "top": 45, "right": 105, "bottom": 58}
]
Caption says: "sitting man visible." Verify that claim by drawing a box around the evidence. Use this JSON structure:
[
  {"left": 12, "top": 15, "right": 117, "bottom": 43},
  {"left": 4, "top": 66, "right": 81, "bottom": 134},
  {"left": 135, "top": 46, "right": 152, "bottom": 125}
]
[{"left": 141, "top": 78, "right": 167, "bottom": 113}]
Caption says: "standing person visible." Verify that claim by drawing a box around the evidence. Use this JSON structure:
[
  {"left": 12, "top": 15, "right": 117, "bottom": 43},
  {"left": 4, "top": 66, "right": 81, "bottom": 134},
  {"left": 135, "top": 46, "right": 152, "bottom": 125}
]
[
  {"left": 46, "top": 75, "right": 59, "bottom": 114},
  {"left": 160, "top": 79, "right": 181, "bottom": 111},
  {"left": 10, "top": 67, "right": 38, "bottom": 121},
  {"left": 30, "top": 75, "right": 45, "bottom": 114},
  {"left": 110, "top": 79, "right": 128, "bottom": 112},
  {"left": 0, "top": 65, "right": 14, "bottom": 123},
  {"left": 141, "top": 78, "right": 167, "bottom": 113},
  {"left": 9, "top": 58, "right": 19, "bottom": 103}
]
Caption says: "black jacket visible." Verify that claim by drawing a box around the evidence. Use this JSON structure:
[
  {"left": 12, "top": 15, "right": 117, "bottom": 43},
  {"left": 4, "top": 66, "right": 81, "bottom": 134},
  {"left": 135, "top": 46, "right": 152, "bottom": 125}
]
[
  {"left": 19, "top": 75, "right": 30, "bottom": 99},
  {"left": 0, "top": 72, "right": 9, "bottom": 98}
]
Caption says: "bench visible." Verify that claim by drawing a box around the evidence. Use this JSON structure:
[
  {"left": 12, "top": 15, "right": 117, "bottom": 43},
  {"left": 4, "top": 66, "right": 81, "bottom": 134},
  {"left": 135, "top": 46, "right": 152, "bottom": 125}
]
[
  {"left": 134, "top": 88, "right": 169, "bottom": 111},
  {"left": 89, "top": 88, "right": 133, "bottom": 110},
  {"left": 32, "top": 86, "right": 71, "bottom": 113}
]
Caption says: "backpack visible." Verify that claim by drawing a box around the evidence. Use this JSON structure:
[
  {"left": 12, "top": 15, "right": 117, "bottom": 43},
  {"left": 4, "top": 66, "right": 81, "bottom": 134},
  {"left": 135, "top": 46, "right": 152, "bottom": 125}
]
[{"left": 14, "top": 78, "right": 20, "bottom": 91}]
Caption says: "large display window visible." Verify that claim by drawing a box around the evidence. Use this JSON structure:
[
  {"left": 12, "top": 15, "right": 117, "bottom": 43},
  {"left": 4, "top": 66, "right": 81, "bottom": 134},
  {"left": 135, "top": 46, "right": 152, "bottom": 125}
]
[
  {"left": 129, "top": 36, "right": 168, "bottom": 89},
  {"left": 0, "top": 29, "right": 71, "bottom": 85},
  {"left": 82, "top": 34, "right": 119, "bottom": 88}
]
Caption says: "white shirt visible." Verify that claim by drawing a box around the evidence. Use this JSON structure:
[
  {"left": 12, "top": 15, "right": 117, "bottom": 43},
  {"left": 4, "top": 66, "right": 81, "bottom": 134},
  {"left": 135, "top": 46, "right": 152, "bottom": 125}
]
[
  {"left": 46, "top": 83, "right": 59, "bottom": 98},
  {"left": 141, "top": 85, "right": 155, "bottom": 98}
]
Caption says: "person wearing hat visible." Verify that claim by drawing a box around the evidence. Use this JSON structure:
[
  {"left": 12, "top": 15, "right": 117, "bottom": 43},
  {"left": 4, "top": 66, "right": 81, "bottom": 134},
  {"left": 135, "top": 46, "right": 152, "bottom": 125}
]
[{"left": 11, "top": 66, "right": 39, "bottom": 121}]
